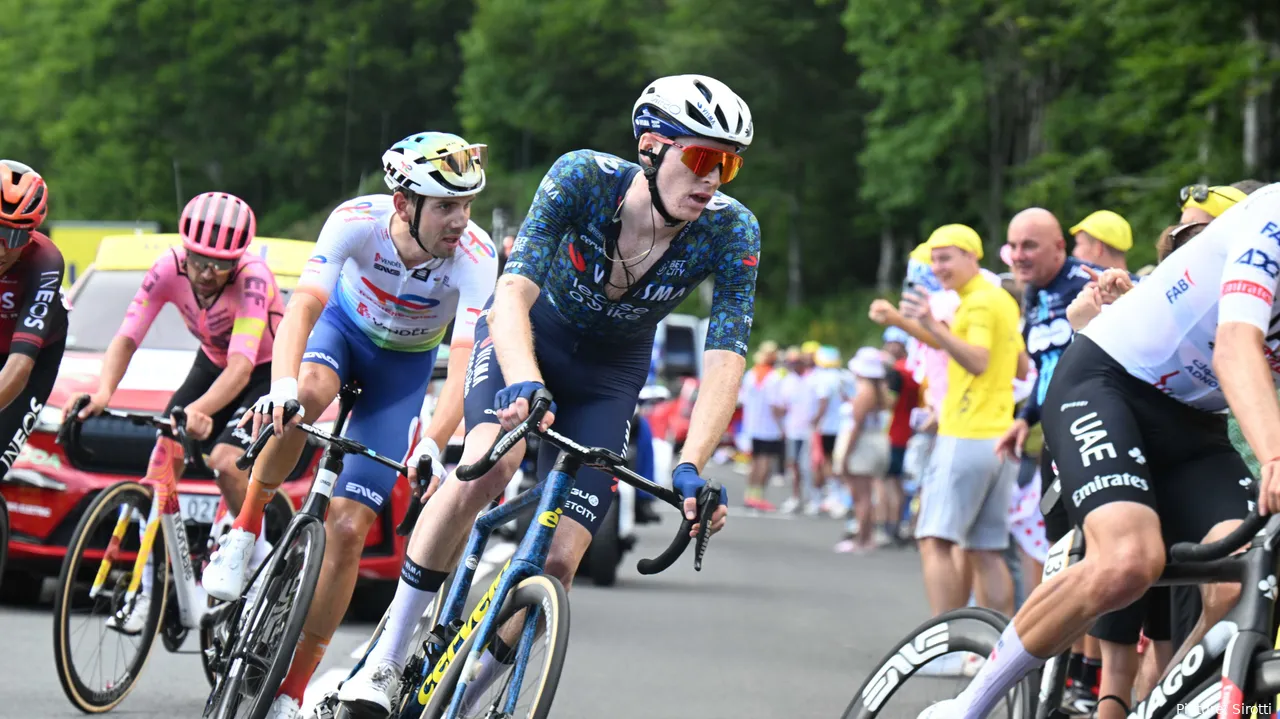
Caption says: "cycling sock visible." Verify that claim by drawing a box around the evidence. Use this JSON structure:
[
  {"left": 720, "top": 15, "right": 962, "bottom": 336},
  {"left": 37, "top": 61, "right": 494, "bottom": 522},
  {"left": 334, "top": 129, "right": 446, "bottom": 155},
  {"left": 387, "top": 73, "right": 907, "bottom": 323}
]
[
  {"left": 231, "top": 477, "right": 276, "bottom": 538},
  {"left": 955, "top": 620, "right": 1046, "bottom": 719},
  {"left": 459, "top": 637, "right": 517, "bottom": 714},
  {"left": 1081, "top": 656, "right": 1102, "bottom": 694},
  {"left": 141, "top": 552, "right": 154, "bottom": 596},
  {"left": 365, "top": 557, "right": 449, "bottom": 670},
  {"left": 277, "top": 628, "right": 329, "bottom": 701},
  {"left": 1065, "top": 651, "right": 1085, "bottom": 687}
]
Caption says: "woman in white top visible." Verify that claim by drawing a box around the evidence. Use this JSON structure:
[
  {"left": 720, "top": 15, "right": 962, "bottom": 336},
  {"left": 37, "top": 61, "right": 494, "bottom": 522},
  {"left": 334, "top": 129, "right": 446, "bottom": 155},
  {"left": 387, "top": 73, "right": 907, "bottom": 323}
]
[{"left": 834, "top": 347, "right": 892, "bottom": 553}]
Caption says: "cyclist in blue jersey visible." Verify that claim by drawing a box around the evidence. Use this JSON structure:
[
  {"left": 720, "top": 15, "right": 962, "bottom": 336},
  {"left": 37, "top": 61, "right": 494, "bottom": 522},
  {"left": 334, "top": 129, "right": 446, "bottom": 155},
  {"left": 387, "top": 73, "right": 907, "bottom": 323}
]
[
  {"left": 202, "top": 132, "right": 497, "bottom": 719},
  {"left": 339, "top": 73, "right": 754, "bottom": 715}
]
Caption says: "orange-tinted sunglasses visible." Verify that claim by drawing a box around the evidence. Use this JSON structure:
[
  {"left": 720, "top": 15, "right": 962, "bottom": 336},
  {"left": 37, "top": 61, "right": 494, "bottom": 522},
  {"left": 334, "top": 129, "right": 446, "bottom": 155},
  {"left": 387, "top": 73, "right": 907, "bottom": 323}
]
[{"left": 651, "top": 135, "right": 743, "bottom": 184}]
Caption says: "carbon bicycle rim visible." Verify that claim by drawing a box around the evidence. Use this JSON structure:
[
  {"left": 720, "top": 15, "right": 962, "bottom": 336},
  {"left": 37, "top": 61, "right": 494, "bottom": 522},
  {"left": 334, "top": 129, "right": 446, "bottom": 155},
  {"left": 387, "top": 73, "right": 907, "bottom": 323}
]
[
  {"left": 207, "top": 519, "right": 324, "bottom": 719},
  {"left": 843, "top": 607, "right": 1035, "bottom": 719},
  {"left": 419, "top": 575, "right": 570, "bottom": 719},
  {"left": 52, "top": 481, "right": 171, "bottom": 713}
]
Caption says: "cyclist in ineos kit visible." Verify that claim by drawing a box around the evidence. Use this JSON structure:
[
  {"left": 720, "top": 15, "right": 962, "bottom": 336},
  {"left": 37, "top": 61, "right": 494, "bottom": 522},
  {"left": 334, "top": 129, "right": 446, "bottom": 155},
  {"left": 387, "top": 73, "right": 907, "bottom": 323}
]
[
  {"left": 0, "top": 160, "right": 67, "bottom": 476},
  {"left": 338, "top": 73, "right": 752, "bottom": 716},
  {"left": 205, "top": 132, "right": 497, "bottom": 719},
  {"left": 919, "top": 185, "right": 1280, "bottom": 719},
  {"left": 66, "top": 191, "right": 285, "bottom": 630}
]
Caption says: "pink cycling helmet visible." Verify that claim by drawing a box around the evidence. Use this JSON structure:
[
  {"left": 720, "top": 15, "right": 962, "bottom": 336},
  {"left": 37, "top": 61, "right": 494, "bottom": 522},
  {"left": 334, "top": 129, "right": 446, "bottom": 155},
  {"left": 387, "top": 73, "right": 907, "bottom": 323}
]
[{"left": 179, "top": 192, "right": 256, "bottom": 260}]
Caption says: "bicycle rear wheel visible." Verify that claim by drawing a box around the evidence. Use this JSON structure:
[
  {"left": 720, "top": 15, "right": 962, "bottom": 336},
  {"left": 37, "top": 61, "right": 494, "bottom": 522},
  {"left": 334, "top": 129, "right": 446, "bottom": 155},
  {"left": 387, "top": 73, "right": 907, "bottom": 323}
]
[
  {"left": 842, "top": 607, "right": 1035, "bottom": 719},
  {"left": 52, "top": 481, "right": 171, "bottom": 713},
  {"left": 206, "top": 518, "right": 324, "bottom": 719},
  {"left": 419, "top": 574, "right": 570, "bottom": 719}
]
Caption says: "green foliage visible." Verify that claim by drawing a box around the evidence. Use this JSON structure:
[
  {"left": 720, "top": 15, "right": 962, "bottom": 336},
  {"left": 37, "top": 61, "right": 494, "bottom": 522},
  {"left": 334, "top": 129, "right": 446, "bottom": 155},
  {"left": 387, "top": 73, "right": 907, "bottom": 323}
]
[{"left": 4, "top": 0, "right": 1280, "bottom": 344}]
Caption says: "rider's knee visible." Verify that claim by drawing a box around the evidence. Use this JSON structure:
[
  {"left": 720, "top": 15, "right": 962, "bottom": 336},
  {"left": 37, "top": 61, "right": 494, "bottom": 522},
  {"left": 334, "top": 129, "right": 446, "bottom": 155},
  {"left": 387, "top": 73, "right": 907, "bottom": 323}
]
[
  {"left": 1201, "top": 581, "right": 1241, "bottom": 620},
  {"left": 542, "top": 547, "right": 581, "bottom": 589},
  {"left": 1085, "top": 534, "right": 1165, "bottom": 612},
  {"left": 327, "top": 505, "right": 374, "bottom": 556}
]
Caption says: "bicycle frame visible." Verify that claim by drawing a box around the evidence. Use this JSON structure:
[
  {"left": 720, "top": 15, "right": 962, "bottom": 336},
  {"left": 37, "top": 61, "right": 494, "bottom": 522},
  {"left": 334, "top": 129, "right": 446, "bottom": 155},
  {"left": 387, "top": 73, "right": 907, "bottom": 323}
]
[
  {"left": 1035, "top": 514, "right": 1280, "bottom": 719},
  {"left": 397, "top": 451, "right": 586, "bottom": 719},
  {"left": 91, "top": 435, "right": 209, "bottom": 632}
]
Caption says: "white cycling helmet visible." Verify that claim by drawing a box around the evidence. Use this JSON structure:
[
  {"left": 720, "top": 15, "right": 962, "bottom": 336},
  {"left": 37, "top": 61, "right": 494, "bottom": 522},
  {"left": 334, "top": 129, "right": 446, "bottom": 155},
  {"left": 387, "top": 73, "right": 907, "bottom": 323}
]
[
  {"left": 632, "top": 74, "right": 753, "bottom": 151},
  {"left": 382, "top": 132, "right": 487, "bottom": 198}
]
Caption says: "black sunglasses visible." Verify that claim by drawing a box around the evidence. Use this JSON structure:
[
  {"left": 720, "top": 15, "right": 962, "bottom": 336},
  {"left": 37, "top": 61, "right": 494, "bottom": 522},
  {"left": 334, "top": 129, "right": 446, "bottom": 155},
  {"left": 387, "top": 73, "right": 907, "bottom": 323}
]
[
  {"left": 1178, "top": 184, "right": 1236, "bottom": 209},
  {"left": 0, "top": 226, "right": 31, "bottom": 250},
  {"left": 186, "top": 251, "right": 237, "bottom": 274}
]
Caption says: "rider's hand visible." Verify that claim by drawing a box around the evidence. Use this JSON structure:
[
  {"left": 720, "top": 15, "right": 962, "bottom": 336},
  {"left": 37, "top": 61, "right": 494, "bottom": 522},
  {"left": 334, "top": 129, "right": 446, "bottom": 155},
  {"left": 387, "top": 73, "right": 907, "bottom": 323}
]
[
  {"left": 1260, "top": 458, "right": 1280, "bottom": 515},
  {"left": 181, "top": 407, "right": 215, "bottom": 441},
  {"left": 239, "top": 377, "right": 304, "bottom": 440},
  {"left": 65, "top": 392, "right": 109, "bottom": 422},
  {"left": 406, "top": 437, "right": 447, "bottom": 502},
  {"left": 672, "top": 462, "right": 729, "bottom": 537},
  {"left": 1067, "top": 282, "right": 1104, "bottom": 331},
  {"left": 493, "top": 381, "right": 557, "bottom": 432},
  {"left": 868, "top": 299, "right": 901, "bottom": 327},
  {"left": 995, "top": 418, "right": 1030, "bottom": 461}
]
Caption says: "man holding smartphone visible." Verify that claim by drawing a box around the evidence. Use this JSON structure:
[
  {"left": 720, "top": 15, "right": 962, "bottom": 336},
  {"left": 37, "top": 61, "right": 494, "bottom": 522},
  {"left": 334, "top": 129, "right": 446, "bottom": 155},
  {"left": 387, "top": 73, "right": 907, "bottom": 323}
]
[{"left": 896, "top": 224, "right": 1024, "bottom": 621}]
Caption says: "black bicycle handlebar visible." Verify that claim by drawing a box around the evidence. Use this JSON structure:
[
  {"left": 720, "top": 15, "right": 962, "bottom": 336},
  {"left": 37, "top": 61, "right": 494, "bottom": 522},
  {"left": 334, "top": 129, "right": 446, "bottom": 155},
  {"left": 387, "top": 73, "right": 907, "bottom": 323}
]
[
  {"left": 58, "top": 395, "right": 211, "bottom": 475},
  {"left": 454, "top": 389, "right": 721, "bottom": 574},
  {"left": 1169, "top": 509, "right": 1269, "bottom": 562},
  {"left": 235, "top": 399, "right": 432, "bottom": 536}
]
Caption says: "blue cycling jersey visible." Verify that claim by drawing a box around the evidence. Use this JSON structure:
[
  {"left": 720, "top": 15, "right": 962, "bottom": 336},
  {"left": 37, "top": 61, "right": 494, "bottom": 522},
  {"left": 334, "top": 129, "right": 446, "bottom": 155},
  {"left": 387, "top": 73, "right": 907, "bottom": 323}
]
[
  {"left": 1018, "top": 257, "right": 1099, "bottom": 427},
  {"left": 503, "top": 150, "right": 761, "bottom": 355}
]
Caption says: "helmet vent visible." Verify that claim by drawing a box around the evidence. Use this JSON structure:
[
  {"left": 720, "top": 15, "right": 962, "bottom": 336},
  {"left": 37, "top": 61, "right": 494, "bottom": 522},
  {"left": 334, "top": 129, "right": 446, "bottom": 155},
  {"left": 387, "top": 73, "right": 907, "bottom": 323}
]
[
  {"left": 685, "top": 101, "right": 710, "bottom": 128},
  {"left": 714, "top": 105, "right": 730, "bottom": 132},
  {"left": 693, "top": 79, "right": 713, "bottom": 103}
]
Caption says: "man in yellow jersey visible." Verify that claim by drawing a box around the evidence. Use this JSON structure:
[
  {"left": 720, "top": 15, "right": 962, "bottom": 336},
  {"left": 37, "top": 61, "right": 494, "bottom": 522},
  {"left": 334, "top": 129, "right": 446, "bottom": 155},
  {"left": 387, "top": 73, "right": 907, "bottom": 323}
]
[{"left": 899, "top": 224, "right": 1023, "bottom": 619}]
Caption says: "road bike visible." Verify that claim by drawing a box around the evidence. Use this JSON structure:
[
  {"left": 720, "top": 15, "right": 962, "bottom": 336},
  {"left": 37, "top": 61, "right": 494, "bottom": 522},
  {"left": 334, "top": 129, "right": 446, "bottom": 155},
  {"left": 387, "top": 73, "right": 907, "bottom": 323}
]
[
  {"left": 204, "top": 382, "right": 430, "bottom": 719},
  {"left": 844, "top": 476, "right": 1280, "bottom": 719},
  {"left": 309, "top": 389, "right": 722, "bottom": 719},
  {"left": 51, "top": 401, "right": 293, "bottom": 713}
]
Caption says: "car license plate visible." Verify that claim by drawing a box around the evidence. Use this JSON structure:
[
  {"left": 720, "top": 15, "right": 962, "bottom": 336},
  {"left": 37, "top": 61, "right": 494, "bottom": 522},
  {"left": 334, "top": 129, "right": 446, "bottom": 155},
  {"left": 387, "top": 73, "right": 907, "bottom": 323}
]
[{"left": 178, "top": 493, "right": 220, "bottom": 525}]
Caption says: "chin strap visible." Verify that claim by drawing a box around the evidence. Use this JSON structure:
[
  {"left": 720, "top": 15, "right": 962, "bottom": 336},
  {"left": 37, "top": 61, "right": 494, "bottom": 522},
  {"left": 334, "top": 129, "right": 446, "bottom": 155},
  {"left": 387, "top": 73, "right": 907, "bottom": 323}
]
[
  {"left": 638, "top": 145, "right": 682, "bottom": 228},
  {"left": 408, "top": 194, "right": 430, "bottom": 253}
]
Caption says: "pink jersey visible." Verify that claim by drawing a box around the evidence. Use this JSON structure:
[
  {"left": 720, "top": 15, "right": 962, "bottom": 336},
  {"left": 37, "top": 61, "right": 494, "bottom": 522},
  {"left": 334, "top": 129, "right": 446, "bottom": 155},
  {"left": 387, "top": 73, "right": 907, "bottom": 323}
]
[{"left": 118, "top": 248, "right": 284, "bottom": 367}]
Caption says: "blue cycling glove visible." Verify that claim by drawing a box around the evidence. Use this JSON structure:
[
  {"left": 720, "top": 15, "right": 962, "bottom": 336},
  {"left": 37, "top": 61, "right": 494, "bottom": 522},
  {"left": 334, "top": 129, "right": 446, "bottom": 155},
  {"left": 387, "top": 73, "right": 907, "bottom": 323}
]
[
  {"left": 494, "top": 381, "right": 558, "bottom": 416},
  {"left": 672, "top": 462, "right": 728, "bottom": 519}
]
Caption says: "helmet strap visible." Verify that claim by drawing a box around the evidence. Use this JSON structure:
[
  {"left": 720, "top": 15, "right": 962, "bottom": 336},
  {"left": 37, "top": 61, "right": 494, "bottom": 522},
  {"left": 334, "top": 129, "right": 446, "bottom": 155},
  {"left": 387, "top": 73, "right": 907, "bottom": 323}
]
[
  {"left": 639, "top": 146, "right": 682, "bottom": 228},
  {"left": 408, "top": 193, "right": 431, "bottom": 254}
]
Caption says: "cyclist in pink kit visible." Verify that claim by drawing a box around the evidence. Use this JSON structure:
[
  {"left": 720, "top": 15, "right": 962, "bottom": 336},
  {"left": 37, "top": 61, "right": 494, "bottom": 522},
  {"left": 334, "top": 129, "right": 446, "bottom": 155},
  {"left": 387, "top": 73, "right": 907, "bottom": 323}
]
[{"left": 65, "top": 192, "right": 286, "bottom": 630}]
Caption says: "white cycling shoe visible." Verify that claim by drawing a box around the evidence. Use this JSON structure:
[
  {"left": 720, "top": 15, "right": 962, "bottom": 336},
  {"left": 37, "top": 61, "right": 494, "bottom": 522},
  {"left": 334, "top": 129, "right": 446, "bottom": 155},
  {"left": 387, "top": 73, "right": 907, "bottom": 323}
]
[
  {"left": 265, "top": 694, "right": 301, "bottom": 719},
  {"left": 203, "top": 527, "right": 256, "bottom": 602},
  {"left": 916, "top": 699, "right": 961, "bottom": 719},
  {"left": 337, "top": 659, "right": 400, "bottom": 715},
  {"left": 105, "top": 593, "right": 151, "bottom": 635}
]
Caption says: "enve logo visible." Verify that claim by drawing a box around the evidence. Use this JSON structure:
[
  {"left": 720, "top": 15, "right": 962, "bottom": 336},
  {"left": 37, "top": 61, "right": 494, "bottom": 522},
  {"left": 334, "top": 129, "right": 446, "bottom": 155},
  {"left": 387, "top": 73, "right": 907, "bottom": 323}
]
[{"left": 537, "top": 508, "right": 563, "bottom": 528}]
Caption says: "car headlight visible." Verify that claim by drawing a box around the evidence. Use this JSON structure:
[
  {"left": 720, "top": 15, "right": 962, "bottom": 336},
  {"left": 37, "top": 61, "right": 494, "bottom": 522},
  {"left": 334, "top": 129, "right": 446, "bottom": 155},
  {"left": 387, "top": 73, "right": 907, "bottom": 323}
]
[{"left": 35, "top": 404, "right": 64, "bottom": 433}]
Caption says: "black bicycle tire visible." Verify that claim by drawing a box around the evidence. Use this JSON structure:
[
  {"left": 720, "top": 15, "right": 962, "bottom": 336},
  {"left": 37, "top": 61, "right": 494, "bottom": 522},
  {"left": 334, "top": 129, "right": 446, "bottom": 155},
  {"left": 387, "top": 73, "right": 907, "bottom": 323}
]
[
  {"left": 199, "top": 492, "right": 297, "bottom": 689},
  {"left": 52, "top": 481, "right": 171, "bottom": 713},
  {"left": 842, "top": 607, "right": 1035, "bottom": 719},
  {"left": 208, "top": 517, "right": 325, "bottom": 719},
  {"left": 418, "top": 574, "right": 570, "bottom": 719}
]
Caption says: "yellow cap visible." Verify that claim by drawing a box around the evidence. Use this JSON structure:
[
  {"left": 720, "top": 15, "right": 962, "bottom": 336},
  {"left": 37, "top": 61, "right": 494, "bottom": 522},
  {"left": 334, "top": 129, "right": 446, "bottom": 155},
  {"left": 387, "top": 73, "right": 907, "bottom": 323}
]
[
  {"left": 800, "top": 340, "right": 821, "bottom": 354},
  {"left": 1182, "top": 185, "right": 1248, "bottom": 218},
  {"left": 909, "top": 242, "right": 932, "bottom": 264},
  {"left": 1070, "top": 210, "right": 1133, "bottom": 252},
  {"left": 922, "top": 224, "right": 984, "bottom": 260}
]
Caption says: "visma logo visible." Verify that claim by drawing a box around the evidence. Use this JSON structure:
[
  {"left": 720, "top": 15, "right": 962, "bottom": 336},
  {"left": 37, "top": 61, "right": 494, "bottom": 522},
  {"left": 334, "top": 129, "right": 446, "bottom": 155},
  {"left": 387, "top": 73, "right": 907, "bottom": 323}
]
[{"left": 344, "top": 482, "right": 384, "bottom": 506}]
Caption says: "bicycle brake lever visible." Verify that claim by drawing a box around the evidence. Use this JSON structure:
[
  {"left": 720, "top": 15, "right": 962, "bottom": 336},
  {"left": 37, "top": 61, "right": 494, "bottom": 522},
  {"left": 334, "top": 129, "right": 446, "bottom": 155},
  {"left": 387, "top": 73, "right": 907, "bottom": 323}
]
[{"left": 693, "top": 480, "right": 721, "bottom": 572}]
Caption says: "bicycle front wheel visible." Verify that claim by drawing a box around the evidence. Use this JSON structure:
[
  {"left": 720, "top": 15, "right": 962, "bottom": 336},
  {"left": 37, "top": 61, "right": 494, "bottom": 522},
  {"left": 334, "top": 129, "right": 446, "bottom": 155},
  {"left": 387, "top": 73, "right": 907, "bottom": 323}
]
[
  {"left": 53, "top": 481, "right": 171, "bottom": 713},
  {"left": 418, "top": 574, "right": 570, "bottom": 719},
  {"left": 207, "top": 518, "right": 324, "bottom": 719},
  {"left": 843, "top": 607, "right": 1035, "bottom": 719}
]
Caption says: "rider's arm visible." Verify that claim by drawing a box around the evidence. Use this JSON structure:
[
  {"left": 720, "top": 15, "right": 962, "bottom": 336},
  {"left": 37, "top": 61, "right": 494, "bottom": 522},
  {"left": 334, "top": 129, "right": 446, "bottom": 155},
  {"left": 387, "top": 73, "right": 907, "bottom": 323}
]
[
  {"left": 98, "top": 255, "right": 174, "bottom": 402},
  {"left": 677, "top": 206, "right": 759, "bottom": 471},
  {"left": 0, "top": 355, "right": 34, "bottom": 412},
  {"left": 489, "top": 153, "right": 581, "bottom": 386},
  {"left": 423, "top": 227, "right": 499, "bottom": 449},
  {"left": 1214, "top": 218, "right": 1280, "bottom": 466},
  {"left": 3, "top": 237, "right": 64, "bottom": 410}
]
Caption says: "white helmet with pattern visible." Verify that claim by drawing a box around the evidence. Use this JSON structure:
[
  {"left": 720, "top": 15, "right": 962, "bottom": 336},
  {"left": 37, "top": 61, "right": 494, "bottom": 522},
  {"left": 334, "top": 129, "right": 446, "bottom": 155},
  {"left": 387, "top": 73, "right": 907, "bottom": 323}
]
[
  {"left": 632, "top": 75, "right": 753, "bottom": 151},
  {"left": 382, "top": 132, "right": 487, "bottom": 198}
]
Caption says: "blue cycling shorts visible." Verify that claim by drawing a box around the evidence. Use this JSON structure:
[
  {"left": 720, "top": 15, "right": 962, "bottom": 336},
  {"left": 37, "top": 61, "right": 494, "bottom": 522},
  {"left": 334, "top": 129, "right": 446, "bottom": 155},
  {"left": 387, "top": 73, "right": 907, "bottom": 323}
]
[
  {"left": 303, "top": 303, "right": 437, "bottom": 512},
  {"left": 462, "top": 298, "right": 651, "bottom": 535}
]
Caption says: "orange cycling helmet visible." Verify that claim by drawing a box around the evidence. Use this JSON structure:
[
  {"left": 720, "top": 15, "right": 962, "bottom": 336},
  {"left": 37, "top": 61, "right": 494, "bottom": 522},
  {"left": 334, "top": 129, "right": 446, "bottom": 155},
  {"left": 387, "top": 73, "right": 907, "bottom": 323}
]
[
  {"left": 179, "top": 192, "right": 256, "bottom": 261},
  {"left": 0, "top": 160, "right": 48, "bottom": 247}
]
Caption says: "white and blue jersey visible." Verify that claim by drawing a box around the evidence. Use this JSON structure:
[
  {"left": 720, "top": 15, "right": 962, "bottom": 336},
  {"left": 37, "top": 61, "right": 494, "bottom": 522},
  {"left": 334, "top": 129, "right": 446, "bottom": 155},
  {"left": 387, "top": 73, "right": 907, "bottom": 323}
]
[{"left": 1018, "top": 257, "right": 1098, "bottom": 427}]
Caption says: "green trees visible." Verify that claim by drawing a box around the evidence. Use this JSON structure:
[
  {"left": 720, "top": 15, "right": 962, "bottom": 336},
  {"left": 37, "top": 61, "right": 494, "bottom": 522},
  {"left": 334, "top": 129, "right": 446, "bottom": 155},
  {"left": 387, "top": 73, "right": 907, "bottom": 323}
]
[{"left": 4, "top": 0, "right": 1279, "bottom": 347}]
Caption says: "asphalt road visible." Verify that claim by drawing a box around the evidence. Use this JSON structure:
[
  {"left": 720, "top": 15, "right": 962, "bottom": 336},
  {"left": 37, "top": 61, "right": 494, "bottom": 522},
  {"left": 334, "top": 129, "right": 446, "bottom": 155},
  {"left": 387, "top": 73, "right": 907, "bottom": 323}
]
[{"left": 0, "top": 464, "right": 934, "bottom": 718}]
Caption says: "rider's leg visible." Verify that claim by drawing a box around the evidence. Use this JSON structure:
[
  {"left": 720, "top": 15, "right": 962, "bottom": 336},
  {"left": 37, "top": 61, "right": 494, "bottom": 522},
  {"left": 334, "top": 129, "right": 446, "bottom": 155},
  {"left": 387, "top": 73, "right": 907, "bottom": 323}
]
[
  {"left": 360, "top": 423, "right": 523, "bottom": 672},
  {"left": 276, "top": 498, "right": 378, "bottom": 701}
]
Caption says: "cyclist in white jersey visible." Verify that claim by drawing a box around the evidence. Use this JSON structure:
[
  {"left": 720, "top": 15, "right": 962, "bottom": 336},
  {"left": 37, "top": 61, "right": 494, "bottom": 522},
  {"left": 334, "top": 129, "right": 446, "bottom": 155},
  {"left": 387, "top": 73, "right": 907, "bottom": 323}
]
[
  {"left": 919, "top": 183, "right": 1280, "bottom": 719},
  {"left": 201, "top": 132, "right": 497, "bottom": 719}
]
